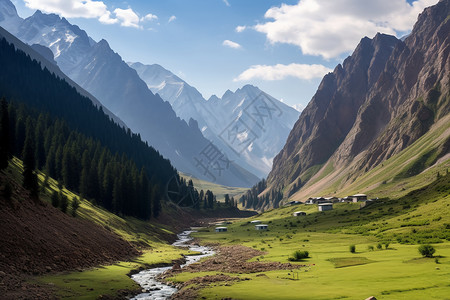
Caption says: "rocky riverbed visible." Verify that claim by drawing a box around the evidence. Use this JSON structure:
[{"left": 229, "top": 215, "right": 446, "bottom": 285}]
[{"left": 131, "top": 230, "right": 214, "bottom": 299}]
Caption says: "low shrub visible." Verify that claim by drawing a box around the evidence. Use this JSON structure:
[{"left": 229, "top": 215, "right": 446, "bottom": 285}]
[
  {"left": 288, "top": 250, "right": 309, "bottom": 261},
  {"left": 349, "top": 245, "right": 356, "bottom": 253},
  {"left": 418, "top": 244, "right": 435, "bottom": 257}
]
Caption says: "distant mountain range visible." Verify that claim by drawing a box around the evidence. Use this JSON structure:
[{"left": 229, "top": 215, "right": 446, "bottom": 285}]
[
  {"left": 263, "top": 0, "right": 449, "bottom": 208},
  {"left": 129, "top": 62, "right": 299, "bottom": 178},
  {"left": 0, "top": 0, "right": 260, "bottom": 187}
]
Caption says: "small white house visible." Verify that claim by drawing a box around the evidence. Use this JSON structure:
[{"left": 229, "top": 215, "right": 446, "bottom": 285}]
[
  {"left": 318, "top": 203, "right": 333, "bottom": 211},
  {"left": 250, "top": 220, "right": 262, "bottom": 224},
  {"left": 293, "top": 211, "right": 306, "bottom": 216},
  {"left": 255, "top": 224, "right": 268, "bottom": 230},
  {"left": 215, "top": 227, "right": 228, "bottom": 232},
  {"left": 351, "top": 194, "right": 368, "bottom": 202}
]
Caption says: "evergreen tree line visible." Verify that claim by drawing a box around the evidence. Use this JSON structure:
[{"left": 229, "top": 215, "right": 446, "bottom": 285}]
[
  {"left": 167, "top": 176, "right": 219, "bottom": 210},
  {"left": 224, "top": 194, "right": 237, "bottom": 208},
  {"left": 0, "top": 37, "right": 220, "bottom": 217},
  {"left": 239, "top": 178, "right": 283, "bottom": 211},
  {"left": 0, "top": 37, "right": 176, "bottom": 192},
  {"left": 0, "top": 98, "right": 160, "bottom": 219}
]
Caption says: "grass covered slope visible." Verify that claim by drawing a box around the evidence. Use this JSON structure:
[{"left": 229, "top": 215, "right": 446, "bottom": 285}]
[
  {"left": 291, "top": 113, "right": 450, "bottom": 202},
  {"left": 166, "top": 173, "right": 450, "bottom": 299},
  {"left": 180, "top": 171, "right": 248, "bottom": 202},
  {"left": 0, "top": 157, "right": 194, "bottom": 299}
]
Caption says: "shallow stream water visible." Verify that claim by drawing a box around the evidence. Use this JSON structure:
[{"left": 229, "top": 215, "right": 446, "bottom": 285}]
[{"left": 131, "top": 230, "right": 214, "bottom": 300}]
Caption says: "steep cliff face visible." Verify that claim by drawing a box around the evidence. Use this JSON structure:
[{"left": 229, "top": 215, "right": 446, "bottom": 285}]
[
  {"left": 267, "top": 0, "right": 449, "bottom": 201},
  {"left": 268, "top": 33, "right": 400, "bottom": 190},
  {"left": 349, "top": 0, "right": 450, "bottom": 169}
]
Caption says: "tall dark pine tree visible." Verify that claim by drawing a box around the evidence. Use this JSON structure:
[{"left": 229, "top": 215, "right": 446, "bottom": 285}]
[
  {"left": 152, "top": 185, "right": 161, "bottom": 218},
  {"left": 139, "top": 167, "right": 151, "bottom": 219},
  {"left": 22, "top": 126, "right": 39, "bottom": 198},
  {"left": 0, "top": 98, "right": 10, "bottom": 170}
]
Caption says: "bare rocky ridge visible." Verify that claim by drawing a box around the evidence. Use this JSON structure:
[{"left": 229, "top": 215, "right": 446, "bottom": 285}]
[
  {"left": 268, "top": 34, "right": 400, "bottom": 191},
  {"left": 267, "top": 0, "right": 449, "bottom": 201}
]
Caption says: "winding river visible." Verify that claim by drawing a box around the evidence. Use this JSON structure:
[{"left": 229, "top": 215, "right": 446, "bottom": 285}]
[{"left": 131, "top": 230, "right": 214, "bottom": 300}]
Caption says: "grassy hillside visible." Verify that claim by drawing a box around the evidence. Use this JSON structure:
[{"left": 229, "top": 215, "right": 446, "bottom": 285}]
[
  {"left": 291, "top": 114, "right": 450, "bottom": 201},
  {"left": 180, "top": 172, "right": 248, "bottom": 202},
  {"left": 7, "top": 157, "right": 176, "bottom": 247},
  {"left": 166, "top": 173, "right": 450, "bottom": 299},
  {"left": 2, "top": 157, "right": 193, "bottom": 299}
]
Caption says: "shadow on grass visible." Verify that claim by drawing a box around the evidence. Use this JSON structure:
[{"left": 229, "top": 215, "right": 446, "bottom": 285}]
[{"left": 327, "top": 257, "right": 376, "bottom": 268}]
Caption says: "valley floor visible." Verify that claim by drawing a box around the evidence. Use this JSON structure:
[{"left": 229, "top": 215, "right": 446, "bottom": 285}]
[
  {"left": 1, "top": 159, "right": 449, "bottom": 299},
  {"left": 162, "top": 174, "right": 450, "bottom": 299},
  {"left": 174, "top": 231, "right": 450, "bottom": 299}
]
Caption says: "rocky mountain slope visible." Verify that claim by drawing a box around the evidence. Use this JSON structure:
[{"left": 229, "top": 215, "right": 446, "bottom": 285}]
[
  {"left": 266, "top": 0, "right": 449, "bottom": 203},
  {"left": 129, "top": 61, "right": 299, "bottom": 178},
  {"left": 0, "top": 0, "right": 258, "bottom": 187}
]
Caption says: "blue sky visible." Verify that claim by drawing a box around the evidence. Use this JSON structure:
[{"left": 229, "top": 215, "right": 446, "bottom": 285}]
[{"left": 12, "top": 0, "right": 438, "bottom": 110}]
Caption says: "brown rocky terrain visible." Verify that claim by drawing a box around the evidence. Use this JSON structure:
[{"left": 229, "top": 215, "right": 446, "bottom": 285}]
[
  {"left": 0, "top": 172, "right": 139, "bottom": 299},
  {"left": 266, "top": 0, "right": 449, "bottom": 204},
  {"left": 163, "top": 244, "right": 306, "bottom": 299}
]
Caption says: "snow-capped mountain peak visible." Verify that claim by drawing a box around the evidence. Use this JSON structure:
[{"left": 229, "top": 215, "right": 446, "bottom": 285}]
[
  {"left": 129, "top": 62, "right": 300, "bottom": 178},
  {"left": 0, "top": 0, "right": 261, "bottom": 187}
]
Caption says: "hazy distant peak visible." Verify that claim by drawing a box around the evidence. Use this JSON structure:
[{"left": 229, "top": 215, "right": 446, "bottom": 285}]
[
  {"left": 207, "top": 95, "right": 220, "bottom": 102},
  {"left": 0, "top": 0, "right": 17, "bottom": 18}
]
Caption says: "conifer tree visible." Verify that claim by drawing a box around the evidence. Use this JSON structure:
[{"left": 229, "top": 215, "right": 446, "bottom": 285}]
[
  {"left": 0, "top": 98, "right": 10, "bottom": 170},
  {"left": 51, "top": 190, "right": 59, "bottom": 207},
  {"left": 79, "top": 150, "right": 90, "bottom": 199},
  {"left": 152, "top": 185, "right": 161, "bottom": 218},
  {"left": 139, "top": 167, "right": 151, "bottom": 219},
  {"left": 22, "top": 122, "right": 39, "bottom": 198},
  {"left": 71, "top": 196, "right": 80, "bottom": 217},
  {"left": 60, "top": 194, "right": 68, "bottom": 213}
]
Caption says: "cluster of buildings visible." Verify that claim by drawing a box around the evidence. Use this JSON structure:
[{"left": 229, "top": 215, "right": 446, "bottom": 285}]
[
  {"left": 215, "top": 219, "right": 269, "bottom": 232},
  {"left": 304, "top": 193, "right": 376, "bottom": 211},
  {"left": 215, "top": 193, "right": 376, "bottom": 232},
  {"left": 305, "top": 194, "right": 369, "bottom": 204}
]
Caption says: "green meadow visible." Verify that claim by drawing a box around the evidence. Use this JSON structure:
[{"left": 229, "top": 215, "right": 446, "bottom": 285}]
[
  {"left": 166, "top": 173, "right": 450, "bottom": 299},
  {"left": 9, "top": 155, "right": 448, "bottom": 299}
]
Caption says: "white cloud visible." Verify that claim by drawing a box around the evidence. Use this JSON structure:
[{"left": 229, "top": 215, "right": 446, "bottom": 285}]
[
  {"left": 223, "top": 39, "right": 242, "bottom": 49},
  {"left": 234, "top": 63, "right": 332, "bottom": 81},
  {"left": 114, "top": 8, "right": 140, "bottom": 28},
  {"left": 223, "top": 0, "right": 230, "bottom": 7},
  {"left": 254, "top": 0, "right": 438, "bottom": 59},
  {"left": 235, "top": 25, "right": 246, "bottom": 33},
  {"left": 23, "top": 0, "right": 160, "bottom": 29},
  {"left": 142, "top": 13, "right": 158, "bottom": 22},
  {"left": 24, "top": 0, "right": 116, "bottom": 23},
  {"left": 168, "top": 15, "right": 177, "bottom": 23}
]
